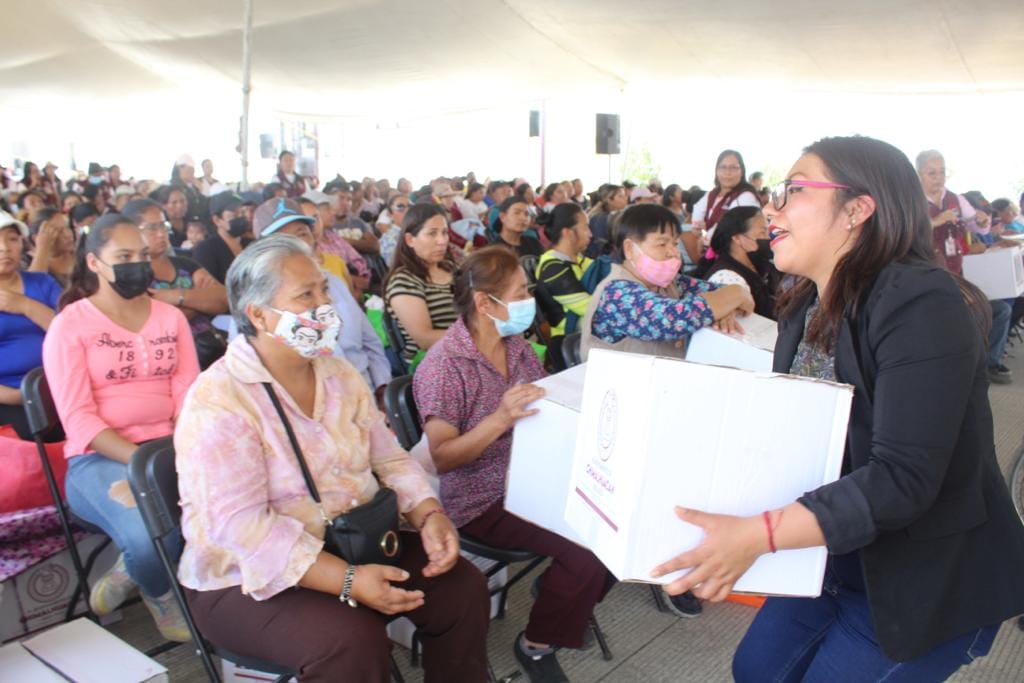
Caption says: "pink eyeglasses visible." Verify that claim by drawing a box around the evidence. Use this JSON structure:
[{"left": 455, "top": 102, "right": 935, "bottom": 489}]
[{"left": 769, "top": 179, "right": 853, "bottom": 211}]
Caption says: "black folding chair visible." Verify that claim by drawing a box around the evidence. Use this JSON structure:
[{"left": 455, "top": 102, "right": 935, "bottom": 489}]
[
  {"left": 382, "top": 310, "right": 410, "bottom": 375},
  {"left": 20, "top": 367, "right": 108, "bottom": 623},
  {"left": 561, "top": 331, "right": 583, "bottom": 369},
  {"left": 519, "top": 254, "right": 539, "bottom": 292},
  {"left": 128, "top": 439, "right": 406, "bottom": 683},
  {"left": 382, "top": 376, "right": 613, "bottom": 672}
]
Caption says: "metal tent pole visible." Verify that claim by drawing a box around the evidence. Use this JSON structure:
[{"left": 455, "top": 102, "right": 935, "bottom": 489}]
[{"left": 239, "top": 0, "right": 254, "bottom": 189}]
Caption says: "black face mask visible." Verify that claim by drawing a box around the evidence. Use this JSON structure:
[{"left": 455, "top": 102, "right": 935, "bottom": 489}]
[
  {"left": 747, "top": 238, "right": 773, "bottom": 263},
  {"left": 228, "top": 216, "right": 250, "bottom": 238},
  {"left": 101, "top": 260, "right": 153, "bottom": 300}
]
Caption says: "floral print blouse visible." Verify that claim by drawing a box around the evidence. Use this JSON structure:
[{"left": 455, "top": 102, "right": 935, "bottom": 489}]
[{"left": 591, "top": 275, "right": 718, "bottom": 343}]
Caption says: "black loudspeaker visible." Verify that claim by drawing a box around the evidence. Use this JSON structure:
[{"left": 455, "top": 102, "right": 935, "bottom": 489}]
[
  {"left": 259, "top": 134, "right": 275, "bottom": 159},
  {"left": 595, "top": 113, "right": 620, "bottom": 155},
  {"left": 529, "top": 110, "right": 540, "bottom": 137}
]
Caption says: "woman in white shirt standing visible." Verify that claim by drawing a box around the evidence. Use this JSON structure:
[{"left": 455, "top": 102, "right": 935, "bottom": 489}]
[{"left": 691, "top": 149, "right": 761, "bottom": 244}]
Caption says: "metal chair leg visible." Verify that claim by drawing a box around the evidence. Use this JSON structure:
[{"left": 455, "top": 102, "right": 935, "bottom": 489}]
[
  {"left": 389, "top": 653, "right": 405, "bottom": 683},
  {"left": 151, "top": 538, "right": 220, "bottom": 682},
  {"left": 650, "top": 584, "right": 668, "bottom": 612},
  {"left": 589, "top": 615, "right": 613, "bottom": 661}
]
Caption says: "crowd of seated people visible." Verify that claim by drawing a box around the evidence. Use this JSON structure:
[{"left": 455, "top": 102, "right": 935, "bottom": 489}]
[{"left": 1, "top": 142, "right": 1023, "bottom": 682}]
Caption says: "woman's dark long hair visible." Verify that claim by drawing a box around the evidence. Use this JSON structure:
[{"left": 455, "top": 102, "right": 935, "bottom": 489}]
[
  {"left": 384, "top": 203, "right": 453, "bottom": 287},
  {"left": 537, "top": 203, "right": 584, "bottom": 244},
  {"left": 59, "top": 213, "right": 136, "bottom": 310},
  {"left": 662, "top": 183, "right": 683, "bottom": 208},
  {"left": 779, "top": 135, "right": 989, "bottom": 351},
  {"left": 709, "top": 205, "right": 762, "bottom": 257}
]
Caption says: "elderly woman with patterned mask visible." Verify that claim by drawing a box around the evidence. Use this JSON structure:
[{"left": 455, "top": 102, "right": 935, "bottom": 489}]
[{"left": 174, "top": 235, "right": 489, "bottom": 681}]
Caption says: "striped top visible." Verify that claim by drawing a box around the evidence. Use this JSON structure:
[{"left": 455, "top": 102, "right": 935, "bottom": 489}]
[{"left": 385, "top": 268, "right": 457, "bottom": 361}]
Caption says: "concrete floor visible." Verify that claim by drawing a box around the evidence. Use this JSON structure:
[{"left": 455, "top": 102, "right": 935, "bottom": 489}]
[{"left": 108, "top": 337, "right": 1024, "bottom": 682}]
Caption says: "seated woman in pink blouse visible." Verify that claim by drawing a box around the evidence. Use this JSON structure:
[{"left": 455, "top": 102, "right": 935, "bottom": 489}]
[
  {"left": 174, "top": 235, "right": 489, "bottom": 682},
  {"left": 42, "top": 213, "right": 200, "bottom": 641},
  {"left": 414, "top": 246, "right": 614, "bottom": 683}
]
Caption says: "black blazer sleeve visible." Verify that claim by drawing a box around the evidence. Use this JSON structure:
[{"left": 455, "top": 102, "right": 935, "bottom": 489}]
[{"left": 798, "top": 270, "right": 980, "bottom": 554}]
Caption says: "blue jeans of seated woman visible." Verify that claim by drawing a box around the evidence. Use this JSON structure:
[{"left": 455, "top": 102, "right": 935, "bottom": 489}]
[
  {"left": 65, "top": 453, "right": 181, "bottom": 598},
  {"left": 733, "top": 563, "right": 998, "bottom": 682}
]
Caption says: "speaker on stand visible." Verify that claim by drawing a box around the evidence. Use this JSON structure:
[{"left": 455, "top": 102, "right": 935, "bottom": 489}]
[{"left": 596, "top": 113, "right": 620, "bottom": 182}]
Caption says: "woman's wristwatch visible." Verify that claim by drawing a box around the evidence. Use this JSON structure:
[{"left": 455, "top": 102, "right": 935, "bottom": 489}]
[{"left": 339, "top": 564, "right": 358, "bottom": 607}]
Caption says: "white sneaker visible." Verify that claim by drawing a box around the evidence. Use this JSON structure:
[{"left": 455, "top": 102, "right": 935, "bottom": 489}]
[{"left": 89, "top": 553, "right": 137, "bottom": 616}]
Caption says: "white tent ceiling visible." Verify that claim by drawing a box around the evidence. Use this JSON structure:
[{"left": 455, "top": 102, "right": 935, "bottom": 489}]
[{"left": 3, "top": 0, "right": 1023, "bottom": 115}]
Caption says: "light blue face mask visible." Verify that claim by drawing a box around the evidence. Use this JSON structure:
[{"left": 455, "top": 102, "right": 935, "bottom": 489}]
[{"left": 487, "top": 294, "right": 536, "bottom": 337}]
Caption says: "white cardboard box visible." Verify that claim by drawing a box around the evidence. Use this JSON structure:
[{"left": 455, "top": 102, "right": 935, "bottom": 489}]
[
  {"left": 506, "top": 363, "right": 589, "bottom": 546},
  {"left": 20, "top": 617, "right": 168, "bottom": 682},
  {"left": 1, "top": 533, "right": 118, "bottom": 642},
  {"left": 686, "top": 313, "right": 778, "bottom": 373},
  {"left": 563, "top": 349, "right": 853, "bottom": 597},
  {"left": 962, "top": 245, "right": 1024, "bottom": 300}
]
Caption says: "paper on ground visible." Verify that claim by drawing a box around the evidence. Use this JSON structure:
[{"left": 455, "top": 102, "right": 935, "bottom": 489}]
[
  {"left": 22, "top": 617, "right": 168, "bottom": 682},
  {"left": 564, "top": 349, "right": 852, "bottom": 597}
]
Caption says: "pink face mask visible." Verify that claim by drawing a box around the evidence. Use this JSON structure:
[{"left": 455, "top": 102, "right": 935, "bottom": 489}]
[{"left": 628, "top": 241, "right": 681, "bottom": 288}]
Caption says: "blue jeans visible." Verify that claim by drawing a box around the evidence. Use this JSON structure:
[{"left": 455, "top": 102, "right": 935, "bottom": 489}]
[
  {"left": 733, "top": 565, "right": 998, "bottom": 682},
  {"left": 988, "top": 299, "right": 1012, "bottom": 368},
  {"left": 65, "top": 453, "right": 181, "bottom": 597}
]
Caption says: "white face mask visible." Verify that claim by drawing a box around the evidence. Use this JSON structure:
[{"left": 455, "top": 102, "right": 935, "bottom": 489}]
[{"left": 267, "top": 303, "right": 341, "bottom": 358}]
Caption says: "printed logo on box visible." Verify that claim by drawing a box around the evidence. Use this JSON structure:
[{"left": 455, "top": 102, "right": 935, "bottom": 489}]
[
  {"left": 27, "top": 564, "right": 69, "bottom": 604},
  {"left": 597, "top": 389, "right": 618, "bottom": 462}
]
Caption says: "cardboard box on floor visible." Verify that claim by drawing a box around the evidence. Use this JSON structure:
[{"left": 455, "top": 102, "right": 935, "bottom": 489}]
[
  {"left": 12, "top": 617, "right": 167, "bottom": 682},
  {"left": 962, "top": 245, "right": 1024, "bottom": 300},
  {"left": 0, "top": 533, "right": 119, "bottom": 642},
  {"left": 563, "top": 349, "right": 852, "bottom": 597}
]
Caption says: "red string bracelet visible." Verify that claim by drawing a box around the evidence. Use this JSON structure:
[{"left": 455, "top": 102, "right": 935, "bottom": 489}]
[
  {"left": 419, "top": 508, "right": 447, "bottom": 531},
  {"left": 762, "top": 510, "right": 777, "bottom": 554}
]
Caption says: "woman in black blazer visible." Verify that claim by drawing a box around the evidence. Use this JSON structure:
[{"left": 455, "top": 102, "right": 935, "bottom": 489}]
[{"left": 652, "top": 135, "right": 1024, "bottom": 680}]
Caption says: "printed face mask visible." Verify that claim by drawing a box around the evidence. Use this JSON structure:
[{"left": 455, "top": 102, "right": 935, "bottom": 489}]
[
  {"left": 267, "top": 303, "right": 341, "bottom": 358},
  {"left": 487, "top": 295, "right": 536, "bottom": 337}
]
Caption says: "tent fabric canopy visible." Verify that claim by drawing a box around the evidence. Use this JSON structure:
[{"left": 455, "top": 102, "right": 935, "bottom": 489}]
[{"left": 3, "top": 0, "right": 1023, "bottom": 115}]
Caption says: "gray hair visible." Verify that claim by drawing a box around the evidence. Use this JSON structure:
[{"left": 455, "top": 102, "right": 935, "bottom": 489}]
[
  {"left": 915, "top": 149, "right": 944, "bottom": 172},
  {"left": 226, "top": 234, "right": 313, "bottom": 337}
]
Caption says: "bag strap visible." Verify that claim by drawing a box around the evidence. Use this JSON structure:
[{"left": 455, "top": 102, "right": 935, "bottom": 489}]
[{"left": 262, "top": 382, "right": 329, "bottom": 521}]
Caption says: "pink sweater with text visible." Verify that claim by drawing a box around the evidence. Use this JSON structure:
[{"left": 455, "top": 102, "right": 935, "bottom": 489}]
[{"left": 42, "top": 298, "right": 199, "bottom": 459}]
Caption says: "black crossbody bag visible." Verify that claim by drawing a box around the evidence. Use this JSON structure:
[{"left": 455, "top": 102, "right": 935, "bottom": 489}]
[{"left": 262, "top": 383, "right": 402, "bottom": 566}]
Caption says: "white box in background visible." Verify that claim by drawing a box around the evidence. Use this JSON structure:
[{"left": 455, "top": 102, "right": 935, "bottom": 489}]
[
  {"left": 0, "top": 534, "right": 119, "bottom": 642},
  {"left": 564, "top": 349, "right": 853, "bottom": 597},
  {"left": 686, "top": 313, "right": 778, "bottom": 373},
  {"left": 962, "top": 245, "right": 1024, "bottom": 299},
  {"left": 19, "top": 617, "right": 168, "bottom": 682},
  {"left": 506, "top": 363, "right": 588, "bottom": 546}
]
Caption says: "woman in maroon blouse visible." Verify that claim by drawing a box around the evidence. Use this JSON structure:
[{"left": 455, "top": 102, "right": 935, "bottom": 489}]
[{"left": 414, "top": 246, "right": 613, "bottom": 682}]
